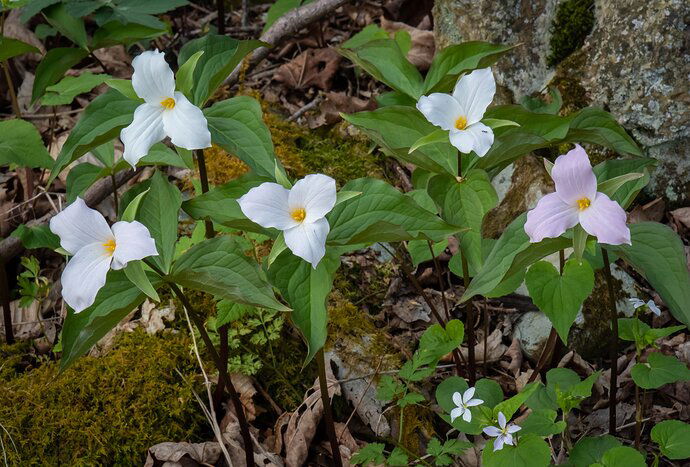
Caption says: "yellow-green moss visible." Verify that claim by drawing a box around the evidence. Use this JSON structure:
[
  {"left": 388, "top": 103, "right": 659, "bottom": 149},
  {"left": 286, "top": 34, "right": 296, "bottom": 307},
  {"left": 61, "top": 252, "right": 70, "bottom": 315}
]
[
  {"left": 0, "top": 330, "right": 208, "bottom": 466},
  {"left": 202, "top": 144, "right": 249, "bottom": 185},
  {"left": 400, "top": 405, "right": 436, "bottom": 454},
  {"left": 547, "top": 0, "right": 595, "bottom": 67}
]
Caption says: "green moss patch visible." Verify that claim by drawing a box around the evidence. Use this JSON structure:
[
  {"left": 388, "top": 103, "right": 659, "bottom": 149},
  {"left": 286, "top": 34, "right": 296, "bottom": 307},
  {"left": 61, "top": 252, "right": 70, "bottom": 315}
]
[{"left": 547, "top": 0, "right": 595, "bottom": 67}]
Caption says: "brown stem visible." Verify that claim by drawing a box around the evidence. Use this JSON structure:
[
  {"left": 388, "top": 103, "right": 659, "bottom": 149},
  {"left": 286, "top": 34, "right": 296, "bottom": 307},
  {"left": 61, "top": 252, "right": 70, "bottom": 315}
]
[
  {"left": 213, "top": 322, "right": 229, "bottom": 420},
  {"left": 0, "top": 261, "right": 15, "bottom": 345},
  {"left": 216, "top": 0, "right": 226, "bottom": 34},
  {"left": 602, "top": 248, "right": 618, "bottom": 435},
  {"left": 427, "top": 240, "right": 450, "bottom": 321},
  {"left": 460, "top": 252, "right": 476, "bottom": 385},
  {"left": 634, "top": 384, "right": 641, "bottom": 449},
  {"left": 483, "top": 299, "right": 489, "bottom": 375},
  {"left": 110, "top": 173, "right": 119, "bottom": 218},
  {"left": 317, "top": 348, "right": 343, "bottom": 467},
  {"left": 89, "top": 52, "right": 110, "bottom": 75},
  {"left": 166, "top": 280, "right": 254, "bottom": 466},
  {"left": 195, "top": 150, "right": 216, "bottom": 238}
]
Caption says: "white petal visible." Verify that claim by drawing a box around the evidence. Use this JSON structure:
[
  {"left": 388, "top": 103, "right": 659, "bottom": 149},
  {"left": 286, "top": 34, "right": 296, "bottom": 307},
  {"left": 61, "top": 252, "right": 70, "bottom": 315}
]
[
  {"left": 463, "top": 387, "right": 476, "bottom": 404},
  {"left": 498, "top": 412, "right": 507, "bottom": 429},
  {"left": 493, "top": 436, "right": 505, "bottom": 451},
  {"left": 462, "top": 409, "right": 473, "bottom": 423},
  {"left": 578, "top": 192, "right": 631, "bottom": 245},
  {"left": 49, "top": 197, "right": 113, "bottom": 255},
  {"left": 483, "top": 426, "right": 502, "bottom": 437},
  {"left": 288, "top": 174, "right": 337, "bottom": 223},
  {"left": 110, "top": 221, "right": 158, "bottom": 270},
  {"left": 416, "top": 93, "right": 463, "bottom": 131},
  {"left": 629, "top": 298, "right": 646, "bottom": 309},
  {"left": 449, "top": 123, "right": 494, "bottom": 156},
  {"left": 283, "top": 217, "right": 329, "bottom": 268},
  {"left": 507, "top": 424, "right": 521, "bottom": 434},
  {"left": 450, "top": 407, "right": 465, "bottom": 422},
  {"left": 552, "top": 145, "right": 598, "bottom": 205},
  {"left": 503, "top": 434, "right": 514, "bottom": 446},
  {"left": 162, "top": 92, "right": 211, "bottom": 151},
  {"left": 237, "top": 182, "right": 296, "bottom": 230},
  {"left": 524, "top": 192, "right": 580, "bottom": 243},
  {"left": 647, "top": 300, "right": 661, "bottom": 316},
  {"left": 452, "top": 68, "right": 495, "bottom": 124},
  {"left": 60, "top": 242, "right": 112, "bottom": 313},
  {"left": 452, "top": 391, "right": 464, "bottom": 407},
  {"left": 120, "top": 103, "right": 166, "bottom": 167},
  {"left": 466, "top": 398, "right": 484, "bottom": 407},
  {"left": 131, "top": 50, "right": 175, "bottom": 104}
]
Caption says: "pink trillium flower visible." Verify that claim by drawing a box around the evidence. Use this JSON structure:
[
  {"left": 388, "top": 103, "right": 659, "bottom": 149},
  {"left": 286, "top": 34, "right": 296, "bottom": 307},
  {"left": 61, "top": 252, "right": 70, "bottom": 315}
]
[{"left": 525, "top": 145, "right": 631, "bottom": 245}]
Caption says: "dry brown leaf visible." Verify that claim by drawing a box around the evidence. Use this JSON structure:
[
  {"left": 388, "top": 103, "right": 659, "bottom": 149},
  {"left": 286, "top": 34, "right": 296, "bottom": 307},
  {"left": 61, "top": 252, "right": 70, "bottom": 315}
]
[
  {"left": 144, "top": 441, "right": 221, "bottom": 467},
  {"left": 627, "top": 197, "right": 665, "bottom": 223},
  {"left": 273, "top": 48, "right": 342, "bottom": 90},
  {"left": 221, "top": 373, "right": 258, "bottom": 423},
  {"left": 310, "top": 91, "right": 376, "bottom": 128},
  {"left": 3, "top": 10, "right": 45, "bottom": 58},
  {"left": 381, "top": 17, "right": 435, "bottom": 70},
  {"left": 670, "top": 207, "right": 690, "bottom": 235},
  {"left": 504, "top": 337, "right": 523, "bottom": 376}
]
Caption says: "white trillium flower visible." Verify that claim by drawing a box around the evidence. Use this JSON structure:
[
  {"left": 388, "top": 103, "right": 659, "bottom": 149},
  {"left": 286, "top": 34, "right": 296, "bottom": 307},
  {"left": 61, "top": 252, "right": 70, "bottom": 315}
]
[
  {"left": 416, "top": 68, "right": 496, "bottom": 157},
  {"left": 49, "top": 198, "right": 158, "bottom": 313},
  {"left": 629, "top": 297, "right": 661, "bottom": 316},
  {"left": 120, "top": 50, "right": 211, "bottom": 167},
  {"left": 450, "top": 387, "right": 484, "bottom": 423},
  {"left": 483, "top": 411, "right": 521, "bottom": 451},
  {"left": 238, "top": 174, "right": 336, "bottom": 268}
]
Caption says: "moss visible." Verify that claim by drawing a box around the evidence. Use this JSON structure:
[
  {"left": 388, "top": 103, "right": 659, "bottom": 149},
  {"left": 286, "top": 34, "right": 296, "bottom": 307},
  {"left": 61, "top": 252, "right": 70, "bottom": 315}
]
[
  {"left": 400, "top": 405, "right": 436, "bottom": 454},
  {"left": 0, "top": 330, "right": 208, "bottom": 466},
  {"left": 547, "top": 0, "right": 595, "bottom": 67},
  {"left": 202, "top": 144, "right": 249, "bottom": 185}
]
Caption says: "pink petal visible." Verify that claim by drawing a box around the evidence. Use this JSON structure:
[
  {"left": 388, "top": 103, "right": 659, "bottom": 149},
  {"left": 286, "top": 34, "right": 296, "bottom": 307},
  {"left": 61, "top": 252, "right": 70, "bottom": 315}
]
[
  {"left": 525, "top": 192, "right": 580, "bottom": 242},
  {"left": 578, "top": 192, "right": 631, "bottom": 245},
  {"left": 552, "top": 144, "right": 597, "bottom": 205}
]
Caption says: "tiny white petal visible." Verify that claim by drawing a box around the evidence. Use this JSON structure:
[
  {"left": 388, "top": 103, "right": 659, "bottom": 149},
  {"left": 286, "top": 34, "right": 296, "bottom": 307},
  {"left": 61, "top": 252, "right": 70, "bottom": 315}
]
[
  {"left": 162, "top": 92, "right": 211, "bottom": 151},
  {"left": 238, "top": 182, "right": 296, "bottom": 230},
  {"left": 483, "top": 426, "right": 502, "bottom": 437},
  {"left": 466, "top": 398, "right": 484, "bottom": 407},
  {"left": 462, "top": 387, "right": 476, "bottom": 403},
  {"left": 60, "top": 242, "right": 112, "bottom": 312},
  {"left": 131, "top": 50, "right": 175, "bottom": 104},
  {"left": 503, "top": 433, "right": 514, "bottom": 446},
  {"left": 283, "top": 217, "right": 329, "bottom": 268},
  {"left": 452, "top": 68, "right": 495, "bottom": 124},
  {"left": 493, "top": 435, "right": 505, "bottom": 451},
  {"left": 507, "top": 424, "right": 521, "bottom": 434},
  {"left": 629, "top": 298, "right": 646, "bottom": 309},
  {"left": 647, "top": 300, "right": 661, "bottom": 316},
  {"left": 288, "top": 174, "right": 337, "bottom": 223},
  {"left": 49, "top": 197, "right": 113, "bottom": 255},
  {"left": 462, "top": 409, "right": 472, "bottom": 423},
  {"left": 110, "top": 221, "right": 158, "bottom": 270},
  {"left": 449, "top": 123, "right": 494, "bottom": 156},
  {"left": 498, "top": 412, "right": 507, "bottom": 429},
  {"left": 452, "top": 391, "right": 464, "bottom": 407},
  {"left": 450, "top": 407, "right": 465, "bottom": 422},
  {"left": 416, "top": 93, "right": 463, "bottom": 131},
  {"left": 120, "top": 103, "right": 166, "bottom": 167}
]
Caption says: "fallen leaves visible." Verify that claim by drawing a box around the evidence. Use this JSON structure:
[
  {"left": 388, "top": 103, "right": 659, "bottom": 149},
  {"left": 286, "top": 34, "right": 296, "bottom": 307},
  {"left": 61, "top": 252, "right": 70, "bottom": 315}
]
[{"left": 273, "top": 48, "right": 342, "bottom": 91}]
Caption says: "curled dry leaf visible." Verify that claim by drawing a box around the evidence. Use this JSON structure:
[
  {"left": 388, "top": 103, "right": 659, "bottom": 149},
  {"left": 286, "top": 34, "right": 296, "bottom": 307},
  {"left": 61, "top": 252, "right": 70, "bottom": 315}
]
[
  {"left": 381, "top": 17, "right": 435, "bottom": 70},
  {"left": 144, "top": 441, "right": 221, "bottom": 467},
  {"left": 273, "top": 48, "right": 342, "bottom": 90},
  {"left": 221, "top": 373, "right": 258, "bottom": 423}
]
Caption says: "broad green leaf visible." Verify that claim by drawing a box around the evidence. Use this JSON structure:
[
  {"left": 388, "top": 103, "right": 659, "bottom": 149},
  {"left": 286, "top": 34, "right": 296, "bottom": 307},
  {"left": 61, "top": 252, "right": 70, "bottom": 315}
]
[
  {"left": 0, "top": 119, "right": 53, "bottom": 168},
  {"left": 525, "top": 259, "right": 594, "bottom": 343},
  {"left": 484, "top": 105, "right": 570, "bottom": 141},
  {"left": 216, "top": 301, "right": 255, "bottom": 328},
  {"left": 565, "top": 108, "right": 643, "bottom": 157},
  {"left": 424, "top": 42, "right": 516, "bottom": 93},
  {"left": 19, "top": 0, "right": 60, "bottom": 21},
  {"left": 120, "top": 188, "right": 149, "bottom": 222},
  {"left": 267, "top": 233, "right": 287, "bottom": 268},
  {"left": 338, "top": 39, "right": 424, "bottom": 99},
  {"left": 483, "top": 118, "right": 520, "bottom": 129},
  {"left": 596, "top": 173, "right": 644, "bottom": 199},
  {"left": 32, "top": 47, "right": 88, "bottom": 102},
  {"left": 341, "top": 24, "right": 388, "bottom": 49},
  {"left": 105, "top": 78, "right": 139, "bottom": 100},
  {"left": 493, "top": 382, "right": 539, "bottom": 420},
  {"left": 482, "top": 434, "right": 550, "bottom": 467},
  {"left": 407, "top": 238, "right": 447, "bottom": 266},
  {"left": 413, "top": 320, "right": 464, "bottom": 369},
  {"left": 170, "top": 236, "right": 288, "bottom": 311},
  {"left": 610, "top": 222, "right": 690, "bottom": 328},
  {"left": 181, "top": 173, "right": 272, "bottom": 234},
  {"left": 597, "top": 446, "right": 646, "bottom": 467},
  {"left": 593, "top": 158, "right": 655, "bottom": 208},
  {"left": 376, "top": 90, "right": 417, "bottom": 107},
  {"left": 569, "top": 436, "right": 622, "bottom": 466},
  {"left": 11, "top": 224, "right": 60, "bottom": 250},
  {"left": 267, "top": 250, "right": 340, "bottom": 363},
  {"left": 519, "top": 409, "right": 566, "bottom": 436},
  {"left": 409, "top": 128, "right": 448, "bottom": 153},
  {"left": 631, "top": 352, "right": 690, "bottom": 389},
  {"left": 651, "top": 420, "right": 690, "bottom": 460},
  {"left": 51, "top": 89, "right": 139, "bottom": 181},
  {"left": 351, "top": 443, "right": 386, "bottom": 465},
  {"left": 428, "top": 170, "right": 498, "bottom": 272},
  {"left": 91, "top": 21, "right": 168, "bottom": 49},
  {"left": 175, "top": 50, "right": 204, "bottom": 100},
  {"left": 85, "top": 0, "right": 188, "bottom": 29},
  {"left": 263, "top": 0, "right": 302, "bottom": 33},
  {"left": 66, "top": 162, "right": 107, "bottom": 202},
  {"left": 520, "top": 86, "right": 563, "bottom": 115},
  {"left": 41, "top": 72, "right": 110, "bottom": 106},
  {"left": 60, "top": 270, "right": 160, "bottom": 370},
  {"left": 327, "top": 178, "right": 463, "bottom": 246},
  {"left": 123, "top": 260, "right": 160, "bottom": 301},
  {"left": 0, "top": 36, "right": 39, "bottom": 61},
  {"left": 342, "top": 106, "right": 457, "bottom": 176},
  {"left": 204, "top": 96, "right": 285, "bottom": 179},
  {"left": 618, "top": 318, "right": 684, "bottom": 351},
  {"left": 42, "top": 3, "right": 87, "bottom": 48},
  {"left": 136, "top": 171, "right": 181, "bottom": 274},
  {"left": 178, "top": 35, "right": 264, "bottom": 106}
]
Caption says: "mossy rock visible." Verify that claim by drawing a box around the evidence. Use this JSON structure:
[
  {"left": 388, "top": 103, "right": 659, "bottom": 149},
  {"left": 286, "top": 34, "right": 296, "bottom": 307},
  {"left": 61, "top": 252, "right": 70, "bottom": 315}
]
[{"left": 0, "top": 330, "right": 208, "bottom": 466}]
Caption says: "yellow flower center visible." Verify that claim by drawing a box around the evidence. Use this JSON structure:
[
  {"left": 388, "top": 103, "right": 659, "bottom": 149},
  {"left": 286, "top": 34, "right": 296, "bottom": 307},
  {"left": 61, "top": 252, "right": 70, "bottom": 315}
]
[
  {"left": 291, "top": 208, "right": 306, "bottom": 222},
  {"left": 103, "top": 238, "right": 116, "bottom": 256},
  {"left": 577, "top": 197, "right": 591, "bottom": 211},
  {"left": 455, "top": 115, "right": 468, "bottom": 130},
  {"left": 160, "top": 97, "right": 176, "bottom": 109}
]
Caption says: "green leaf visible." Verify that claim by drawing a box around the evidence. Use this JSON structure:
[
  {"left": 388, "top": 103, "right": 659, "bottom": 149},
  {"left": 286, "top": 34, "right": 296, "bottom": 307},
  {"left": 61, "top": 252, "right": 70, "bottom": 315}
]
[
  {"left": 342, "top": 106, "right": 457, "bottom": 175},
  {"left": 525, "top": 259, "right": 594, "bottom": 343},
  {"left": 338, "top": 39, "right": 424, "bottom": 99},
  {"left": 0, "top": 119, "right": 53, "bottom": 168},
  {"left": 564, "top": 108, "right": 643, "bottom": 157},
  {"left": 204, "top": 96, "right": 285, "bottom": 180},
  {"left": 41, "top": 72, "right": 111, "bottom": 106},
  {"left": 618, "top": 318, "right": 684, "bottom": 350},
  {"left": 175, "top": 50, "right": 204, "bottom": 100},
  {"left": 341, "top": 24, "right": 389, "bottom": 49},
  {"left": 351, "top": 443, "right": 386, "bottom": 465},
  {"left": 51, "top": 89, "right": 139, "bottom": 181},
  {"left": 493, "top": 382, "right": 539, "bottom": 420},
  {"left": 0, "top": 36, "right": 39, "bottom": 61},
  {"left": 85, "top": 0, "right": 188, "bottom": 29},
  {"left": 435, "top": 376, "right": 503, "bottom": 435},
  {"left": 91, "top": 21, "right": 168, "bottom": 49},
  {"left": 170, "top": 236, "right": 288, "bottom": 311},
  {"left": 593, "top": 158, "right": 655, "bottom": 208},
  {"left": 482, "top": 434, "right": 551, "bottom": 467},
  {"left": 66, "top": 162, "right": 107, "bottom": 202},
  {"left": 597, "top": 173, "right": 644, "bottom": 199},
  {"left": 267, "top": 233, "right": 287, "bottom": 268},
  {"left": 32, "top": 47, "right": 88, "bottom": 103},
  {"left": 120, "top": 188, "right": 149, "bottom": 222},
  {"left": 427, "top": 170, "right": 498, "bottom": 273},
  {"left": 327, "top": 178, "right": 463, "bottom": 246},
  {"left": 520, "top": 409, "right": 566, "bottom": 436},
  {"left": 267, "top": 250, "right": 340, "bottom": 363},
  {"left": 178, "top": 34, "right": 264, "bottom": 106},
  {"left": 408, "top": 128, "right": 448, "bottom": 153},
  {"left": 376, "top": 90, "right": 416, "bottom": 107},
  {"left": 123, "top": 260, "right": 160, "bottom": 301},
  {"left": 181, "top": 173, "right": 272, "bottom": 234},
  {"left": 136, "top": 171, "right": 181, "bottom": 274},
  {"left": 483, "top": 118, "right": 520, "bottom": 129},
  {"left": 631, "top": 352, "right": 690, "bottom": 389},
  {"left": 105, "top": 78, "right": 140, "bottom": 100},
  {"left": 407, "top": 238, "right": 447, "bottom": 266},
  {"left": 263, "top": 0, "right": 302, "bottom": 33},
  {"left": 216, "top": 301, "right": 255, "bottom": 328},
  {"left": 651, "top": 420, "right": 690, "bottom": 460},
  {"left": 520, "top": 86, "right": 563, "bottom": 115},
  {"left": 610, "top": 222, "right": 690, "bottom": 328},
  {"left": 60, "top": 270, "right": 160, "bottom": 370},
  {"left": 414, "top": 320, "right": 464, "bottom": 369},
  {"left": 42, "top": 3, "right": 87, "bottom": 49},
  {"left": 569, "top": 436, "right": 622, "bottom": 466},
  {"left": 597, "top": 446, "right": 646, "bottom": 467},
  {"left": 387, "top": 446, "right": 409, "bottom": 466},
  {"left": 424, "top": 42, "right": 516, "bottom": 93},
  {"left": 11, "top": 224, "right": 60, "bottom": 250}
]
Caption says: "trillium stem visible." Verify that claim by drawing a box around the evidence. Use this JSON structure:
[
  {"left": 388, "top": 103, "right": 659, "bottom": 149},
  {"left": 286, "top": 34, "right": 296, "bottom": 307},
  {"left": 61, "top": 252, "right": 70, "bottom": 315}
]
[
  {"left": 316, "top": 348, "right": 343, "bottom": 467},
  {"left": 602, "top": 248, "right": 618, "bottom": 435},
  {"left": 195, "top": 150, "right": 216, "bottom": 238},
  {"left": 216, "top": 0, "right": 226, "bottom": 34},
  {"left": 427, "top": 240, "right": 450, "bottom": 321},
  {"left": 110, "top": 173, "right": 119, "bottom": 218},
  {"left": 0, "top": 261, "right": 15, "bottom": 345},
  {"left": 460, "top": 252, "right": 476, "bottom": 385},
  {"left": 159, "top": 274, "right": 254, "bottom": 466}
]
